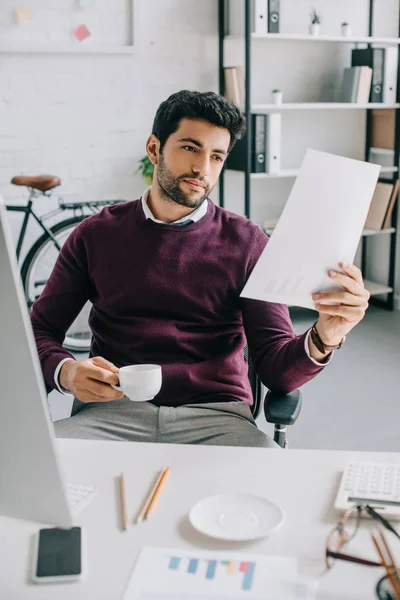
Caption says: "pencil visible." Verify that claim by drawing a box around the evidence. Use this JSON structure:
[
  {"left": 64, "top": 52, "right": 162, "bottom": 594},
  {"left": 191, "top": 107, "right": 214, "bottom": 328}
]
[
  {"left": 120, "top": 473, "right": 129, "bottom": 531},
  {"left": 135, "top": 469, "right": 164, "bottom": 524},
  {"left": 144, "top": 466, "right": 171, "bottom": 520},
  {"left": 372, "top": 534, "right": 400, "bottom": 600},
  {"left": 378, "top": 526, "right": 400, "bottom": 597}
]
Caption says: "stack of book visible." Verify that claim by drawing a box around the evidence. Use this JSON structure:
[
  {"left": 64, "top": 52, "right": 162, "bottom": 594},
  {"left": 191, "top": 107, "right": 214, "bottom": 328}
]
[
  {"left": 340, "top": 66, "right": 373, "bottom": 103},
  {"left": 364, "top": 180, "right": 399, "bottom": 230}
]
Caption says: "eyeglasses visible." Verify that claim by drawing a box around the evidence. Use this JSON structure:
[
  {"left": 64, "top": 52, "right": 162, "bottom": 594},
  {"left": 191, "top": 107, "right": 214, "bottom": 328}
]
[{"left": 326, "top": 503, "right": 400, "bottom": 599}]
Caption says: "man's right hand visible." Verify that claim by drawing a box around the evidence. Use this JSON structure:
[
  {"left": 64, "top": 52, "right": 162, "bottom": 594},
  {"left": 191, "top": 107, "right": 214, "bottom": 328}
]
[{"left": 59, "top": 356, "right": 124, "bottom": 403}]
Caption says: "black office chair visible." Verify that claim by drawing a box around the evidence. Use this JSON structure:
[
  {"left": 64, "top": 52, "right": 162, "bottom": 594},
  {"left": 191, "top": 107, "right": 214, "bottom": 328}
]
[{"left": 245, "top": 347, "right": 302, "bottom": 448}]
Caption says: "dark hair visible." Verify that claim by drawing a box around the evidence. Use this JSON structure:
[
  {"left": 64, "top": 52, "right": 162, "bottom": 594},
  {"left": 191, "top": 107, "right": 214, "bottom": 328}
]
[{"left": 152, "top": 90, "right": 246, "bottom": 153}]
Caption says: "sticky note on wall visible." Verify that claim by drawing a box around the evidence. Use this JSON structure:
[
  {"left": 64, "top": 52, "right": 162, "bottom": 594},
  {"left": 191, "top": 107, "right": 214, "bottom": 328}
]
[
  {"left": 14, "top": 7, "right": 33, "bottom": 24},
  {"left": 73, "top": 24, "right": 91, "bottom": 42}
]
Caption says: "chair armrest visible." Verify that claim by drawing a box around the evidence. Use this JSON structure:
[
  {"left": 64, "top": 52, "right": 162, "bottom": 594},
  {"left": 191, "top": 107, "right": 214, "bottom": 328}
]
[{"left": 263, "top": 389, "right": 302, "bottom": 426}]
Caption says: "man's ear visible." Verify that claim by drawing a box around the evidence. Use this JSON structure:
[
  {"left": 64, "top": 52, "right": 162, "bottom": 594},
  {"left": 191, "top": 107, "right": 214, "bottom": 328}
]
[{"left": 146, "top": 134, "right": 160, "bottom": 166}]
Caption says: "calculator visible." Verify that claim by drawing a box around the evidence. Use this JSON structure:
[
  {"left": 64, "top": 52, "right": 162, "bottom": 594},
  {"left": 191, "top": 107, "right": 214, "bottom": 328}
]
[{"left": 334, "top": 462, "right": 400, "bottom": 520}]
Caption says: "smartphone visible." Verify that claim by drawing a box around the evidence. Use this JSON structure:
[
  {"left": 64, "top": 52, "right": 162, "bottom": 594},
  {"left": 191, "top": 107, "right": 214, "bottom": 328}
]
[{"left": 32, "top": 526, "right": 85, "bottom": 583}]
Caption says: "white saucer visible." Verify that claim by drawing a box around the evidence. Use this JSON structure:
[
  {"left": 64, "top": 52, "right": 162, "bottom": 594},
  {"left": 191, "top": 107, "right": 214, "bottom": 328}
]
[{"left": 189, "top": 494, "right": 284, "bottom": 541}]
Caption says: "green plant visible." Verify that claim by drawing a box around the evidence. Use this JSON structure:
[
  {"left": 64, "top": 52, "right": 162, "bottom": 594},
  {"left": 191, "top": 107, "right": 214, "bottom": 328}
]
[
  {"left": 137, "top": 155, "right": 154, "bottom": 186},
  {"left": 310, "top": 8, "right": 321, "bottom": 24}
]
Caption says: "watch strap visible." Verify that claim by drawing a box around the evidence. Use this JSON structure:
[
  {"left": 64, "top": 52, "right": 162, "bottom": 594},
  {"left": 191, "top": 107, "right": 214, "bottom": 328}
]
[{"left": 311, "top": 321, "right": 345, "bottom": 353}]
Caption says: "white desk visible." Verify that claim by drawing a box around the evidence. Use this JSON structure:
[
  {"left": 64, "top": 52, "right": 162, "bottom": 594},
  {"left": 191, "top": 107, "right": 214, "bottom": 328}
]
[{"left": 1, "top": 440, "right": 399, "bottom": 599}]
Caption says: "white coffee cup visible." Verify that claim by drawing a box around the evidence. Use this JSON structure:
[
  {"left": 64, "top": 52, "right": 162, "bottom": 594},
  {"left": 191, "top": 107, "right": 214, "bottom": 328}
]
[{"left": 112, "top": 364, "right": 162, "bottom": 402}]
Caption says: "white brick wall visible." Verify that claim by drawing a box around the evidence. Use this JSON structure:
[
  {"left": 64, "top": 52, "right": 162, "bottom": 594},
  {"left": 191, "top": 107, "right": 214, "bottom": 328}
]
[{"left": 0, "top": 0, "right": 219, "bottom": 253}]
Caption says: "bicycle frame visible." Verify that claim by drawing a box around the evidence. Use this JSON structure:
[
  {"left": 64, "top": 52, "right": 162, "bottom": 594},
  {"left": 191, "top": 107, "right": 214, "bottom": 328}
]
[{"left": 6, "top": 188, "right": 62, "bottom": 260}]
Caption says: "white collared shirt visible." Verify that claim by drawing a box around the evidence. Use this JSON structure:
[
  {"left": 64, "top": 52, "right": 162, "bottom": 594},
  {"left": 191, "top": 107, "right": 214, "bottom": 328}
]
[{"left": 141, "top": 187, "right": 208, "bottom": 224}]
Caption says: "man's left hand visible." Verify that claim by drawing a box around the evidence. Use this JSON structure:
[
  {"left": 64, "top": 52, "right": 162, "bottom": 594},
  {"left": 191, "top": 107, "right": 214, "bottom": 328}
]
[{"left": 312, "top": 262, "right": 370, "bottom": 345}]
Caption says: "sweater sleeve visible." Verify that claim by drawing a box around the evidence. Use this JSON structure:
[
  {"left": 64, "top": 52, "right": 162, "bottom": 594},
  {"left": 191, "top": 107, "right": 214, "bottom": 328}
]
[
  {"left": 30, "top": 218, "right": 94, "bottom": 392},
  {"left": 241, "top": 227, "right": 328, "bottom": 394}
]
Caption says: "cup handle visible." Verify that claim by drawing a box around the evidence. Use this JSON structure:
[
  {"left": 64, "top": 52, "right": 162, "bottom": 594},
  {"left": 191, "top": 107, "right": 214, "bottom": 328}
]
[{"left": 111, "top": 383, "right": 123, "bottom": 391}]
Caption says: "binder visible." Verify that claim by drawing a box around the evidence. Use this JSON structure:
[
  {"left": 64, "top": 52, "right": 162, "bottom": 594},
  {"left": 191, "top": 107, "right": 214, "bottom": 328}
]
[
  {"left": 253, "top": 0, "right": 268, "bottom": 35},
  {"left": 266, "top": 113, "right": 281, "bottom": 173},
  {"left": 352, "top": 48, "right": 384, "bottom": 102},
  {"left": 268, "top": 0, "right": 280, "bottom": 33},
  {"left": 226, "top": 114, "right": 267, "bottom": 173},
  {"left": 383, "top": 47, "right": 398, "bottom": 104},
  {"left": 227, "top": 0, "right": 268, "bottom": 35}
]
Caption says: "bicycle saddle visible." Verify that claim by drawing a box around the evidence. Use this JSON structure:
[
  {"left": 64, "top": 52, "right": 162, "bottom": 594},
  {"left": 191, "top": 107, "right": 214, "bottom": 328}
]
[{"left": 11, "top": 175, "right": 61, "bottom": 192}]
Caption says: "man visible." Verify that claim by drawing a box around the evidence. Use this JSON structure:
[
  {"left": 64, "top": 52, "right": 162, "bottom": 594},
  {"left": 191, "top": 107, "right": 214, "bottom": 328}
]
[{"left": 31, "top": 90, "right": 370, "bottom": 448}]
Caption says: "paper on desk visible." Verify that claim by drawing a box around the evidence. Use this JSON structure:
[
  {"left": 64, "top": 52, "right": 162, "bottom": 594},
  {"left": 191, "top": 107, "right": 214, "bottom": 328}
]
[
  {"left": 240, "top": 149, "right": 381, "bottom": 309},
  {"left": 123, "top": 548, "right": 317, "bottom": 600}
]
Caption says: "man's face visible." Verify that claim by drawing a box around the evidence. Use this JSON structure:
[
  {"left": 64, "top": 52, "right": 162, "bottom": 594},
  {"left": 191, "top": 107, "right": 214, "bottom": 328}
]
[{"left": 155, "top": 118, "right": 230, "bottom": 209}]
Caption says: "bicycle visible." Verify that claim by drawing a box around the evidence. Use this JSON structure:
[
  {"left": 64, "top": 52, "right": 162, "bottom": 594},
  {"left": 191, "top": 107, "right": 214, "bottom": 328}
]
[{"left": 6, "top": 174, "right": 124, "bottom": 352}]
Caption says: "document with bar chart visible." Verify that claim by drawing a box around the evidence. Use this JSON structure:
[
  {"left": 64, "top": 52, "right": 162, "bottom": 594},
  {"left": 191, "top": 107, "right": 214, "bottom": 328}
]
[{"left": 123, "top": 548, "right": 317, "bottom": 599}]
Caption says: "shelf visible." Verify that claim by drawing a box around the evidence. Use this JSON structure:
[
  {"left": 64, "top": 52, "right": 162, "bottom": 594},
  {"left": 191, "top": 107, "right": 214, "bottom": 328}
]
[
  {"left": 264, "top": 227, "right": 396, "bottom": 237},
  {"left": 363, "top": 227, "right": 396, "bottom": 236},
  {"left": 364, "top": 280, "right": 393, "bottom": 296},
  {"left": 249, "top": 33, "right": 400, "bottom": 45},
  {"left": 250, "top": 103, "right": 400, "bottom": 113},
  {"left": 0, "top": 44, "right": 135, "bottom": 55},
  {"left": 229, "top": 166, "right": 398, "bottom": 180},
  {"left": 370, "top": 147, "right": 395, "bottom": 156},
  {"left": 250, "top": 169, "right": 299, "bottom": 179},
  {"left": 380, "top": 166, "right": 399, "bottom": 174}
]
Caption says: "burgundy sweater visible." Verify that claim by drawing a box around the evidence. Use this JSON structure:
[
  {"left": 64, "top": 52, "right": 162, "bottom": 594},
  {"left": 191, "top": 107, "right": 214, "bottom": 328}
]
[{"left": 31, "top": 199, "right": 326, "bottom": 412}]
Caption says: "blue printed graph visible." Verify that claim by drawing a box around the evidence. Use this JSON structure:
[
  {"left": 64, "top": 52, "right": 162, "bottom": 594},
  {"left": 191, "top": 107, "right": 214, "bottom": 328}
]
[{"left": 168, "top": 555, "right": 256, "bottom": 591}]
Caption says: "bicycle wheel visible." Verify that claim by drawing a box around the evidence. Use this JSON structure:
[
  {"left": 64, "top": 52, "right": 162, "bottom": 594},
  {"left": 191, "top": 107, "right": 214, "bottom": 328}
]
[{"left": 21, "top": 216, "right": 92, "bottom": 353}]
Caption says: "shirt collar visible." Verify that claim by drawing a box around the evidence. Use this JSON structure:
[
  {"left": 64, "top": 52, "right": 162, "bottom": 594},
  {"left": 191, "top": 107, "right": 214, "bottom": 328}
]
[{"left": 141, "top": 187, "right": 208, "bottom": 224}]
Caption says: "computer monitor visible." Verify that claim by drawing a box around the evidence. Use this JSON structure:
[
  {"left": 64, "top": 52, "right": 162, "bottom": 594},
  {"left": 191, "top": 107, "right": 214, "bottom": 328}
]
[{"left": 0, "top": 196, "right": 73, "bottom": 527}]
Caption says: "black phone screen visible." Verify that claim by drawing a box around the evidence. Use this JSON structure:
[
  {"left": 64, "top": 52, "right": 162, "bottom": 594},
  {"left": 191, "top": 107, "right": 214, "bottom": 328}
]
[{"left": 36, "top": 527, "right": 82, "bottom": 578}]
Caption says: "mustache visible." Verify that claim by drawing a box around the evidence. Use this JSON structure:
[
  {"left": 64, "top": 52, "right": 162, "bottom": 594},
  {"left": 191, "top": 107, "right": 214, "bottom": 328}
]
[{"left": 179, "top": 175, "right": 209, "bottom": 187}]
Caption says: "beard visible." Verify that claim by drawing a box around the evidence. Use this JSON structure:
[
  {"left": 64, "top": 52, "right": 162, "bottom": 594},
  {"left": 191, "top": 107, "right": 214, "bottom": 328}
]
[{"left": 156, "top": 153, "right": 212, "bottom": 209}]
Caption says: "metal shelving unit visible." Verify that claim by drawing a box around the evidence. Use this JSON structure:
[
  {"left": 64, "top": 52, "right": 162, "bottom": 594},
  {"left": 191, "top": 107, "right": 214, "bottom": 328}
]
[{"left": 218, "top": 0, "right": 400, "bottom": 310}]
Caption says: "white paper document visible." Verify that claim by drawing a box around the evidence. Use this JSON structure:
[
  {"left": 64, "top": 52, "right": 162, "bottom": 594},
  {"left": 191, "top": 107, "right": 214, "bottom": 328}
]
[
  {"left": 123, "top": 547, "right": 317, "bottom": 600},
  {"left": 240, "top": 149, "right": 381, "bottom": 309}
]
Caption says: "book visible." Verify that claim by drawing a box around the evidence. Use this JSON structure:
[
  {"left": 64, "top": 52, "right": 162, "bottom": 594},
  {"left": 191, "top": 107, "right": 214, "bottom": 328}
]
[
  {"left": 224, "top": 68, "right": 240, "bottom": 105},
  {"left": 365, "top": 182, "right": 395, "bottom": 230},
  {"left": 263, "top": 219, "right": 279, "bottom": 230},
  {"left": 340, "top": 66, "right": 372, "bottom": 103},
  {"left": 356, "top": 67, "right": 373, "bottom": 103},
  {"left": 352, "top": 48, "right": 385, "bottom": 102},
  {"left": 382, "top": 179, "right": 400, "bottom": 229},
  {"left": 224, "top": 67, "right": 245, "bottom": 106},
  {"left": 340, "top": 67, "right": 361, "bottom": 103},
  {"left": 371, "top": 109, "right": 396, "bottom": 149}
]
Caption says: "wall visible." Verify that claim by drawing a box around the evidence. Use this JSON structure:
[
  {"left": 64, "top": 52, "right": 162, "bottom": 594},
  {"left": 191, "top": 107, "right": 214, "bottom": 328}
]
[
  {"left": 1, "top": 0, "right": 400, "bottom": 306},
  {"left": 0, "top": 0, "right": 219, "bottom": 253}
]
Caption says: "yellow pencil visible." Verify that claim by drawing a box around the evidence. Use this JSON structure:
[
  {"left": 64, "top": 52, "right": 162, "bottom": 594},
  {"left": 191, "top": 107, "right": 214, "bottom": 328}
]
[
  {"left": 144, "top": 466, "right": 171, "bottom": 520},
  {"left": 135, "top": 469, "right": 164, "bottom": 524}
]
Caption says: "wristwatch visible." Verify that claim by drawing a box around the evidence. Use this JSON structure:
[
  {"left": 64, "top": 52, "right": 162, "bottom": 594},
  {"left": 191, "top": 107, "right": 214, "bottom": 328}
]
[{"left": 310, "top": 321, "right": 346, "bottom": 354}]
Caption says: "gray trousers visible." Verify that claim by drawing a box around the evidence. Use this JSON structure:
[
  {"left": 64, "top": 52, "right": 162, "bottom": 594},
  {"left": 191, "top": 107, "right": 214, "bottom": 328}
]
[{"left": 54, "top": 398, "right": 278, "bottom": 448}]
